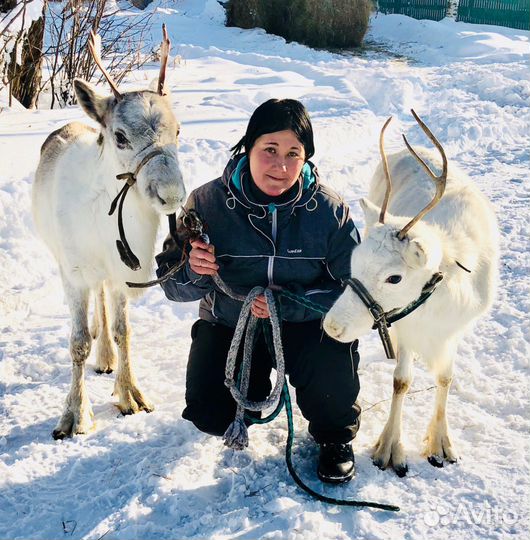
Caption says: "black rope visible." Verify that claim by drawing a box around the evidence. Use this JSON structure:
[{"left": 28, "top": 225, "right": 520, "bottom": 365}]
[
  {"left": 242, "top": 309, "right": 400, "bottom": 512},
  {"left": 282, "top": 383, "right": 400, "bottom": 512},
  {"left": 126, "top": 209, "right": 211, "bottom": 289},
  {"left": 108, "top": 182, "right": 141, "bottom": 271},
  {"left": 109, "top": 149, "right": 167, "bottom": 272},
  {"left": 126, "top": 257, "right": 186, "bottom": 288},
  {"left": 384, "top": 272, "right": 444, "bottom": 325}
]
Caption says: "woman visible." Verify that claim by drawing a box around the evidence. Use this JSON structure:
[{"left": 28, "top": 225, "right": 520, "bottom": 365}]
[{"left": 156, "top": 99, "right": 361, "bottom": 483}]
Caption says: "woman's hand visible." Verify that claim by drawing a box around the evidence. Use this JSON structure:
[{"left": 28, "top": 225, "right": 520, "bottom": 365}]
[
  {"left": 251, "top": 294, "right": 270, "bottom": 319},
  {"left": 189, "top": 241, "right": 269, "bottom": 317},
  {"left": 189, "top": 240, "right": 219, "bottom": 275}
]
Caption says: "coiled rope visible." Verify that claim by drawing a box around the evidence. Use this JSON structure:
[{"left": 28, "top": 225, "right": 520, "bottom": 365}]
[
  {"left": 223, "top": 285, "right": 400, "bottom": 512},
  {"left": 223, "top": 287, "right": 285, "bottom": 450}
]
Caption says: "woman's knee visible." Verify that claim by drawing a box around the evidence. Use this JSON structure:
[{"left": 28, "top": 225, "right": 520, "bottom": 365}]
[
  {"left": 288, "top": 331, "right": 359, "bottom": 388},
  {"left": 182, "top": 401, "right": 234, "bottom": 436}
]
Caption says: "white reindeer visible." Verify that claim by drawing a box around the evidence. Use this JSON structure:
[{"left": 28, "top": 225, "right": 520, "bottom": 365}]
[
  {"left": 32, "top": 28, "right": 186, "bottom": 439},
  {"left": 323, "top": 111, "right": 498, "bottom": 476}
]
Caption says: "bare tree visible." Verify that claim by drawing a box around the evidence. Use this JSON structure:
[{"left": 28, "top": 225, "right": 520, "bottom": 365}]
[
  {"left": 1, "top": 0, "right": 46, "bottom": 108},
  {"left": 1, "top": 1, "right": 157, "bottom": 109},
  {"left": 42, "top": 0, "right": 155, "bottom": 108}
]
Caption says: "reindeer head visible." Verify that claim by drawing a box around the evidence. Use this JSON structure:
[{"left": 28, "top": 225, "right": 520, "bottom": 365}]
[
  {"left": 324, "top": 111, "right": 447, "bottom": 343},
  {"left": 73, "top": 25, "right": 185, "bottom": 215}
]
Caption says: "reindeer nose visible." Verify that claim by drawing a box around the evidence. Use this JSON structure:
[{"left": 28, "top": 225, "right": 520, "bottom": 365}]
[
  {"left": 323, "top": 316, "right": 345, "bottom": 340},
  {"left": 150, "top": 179, "right": 186, "bottom": 212},
  {"left": 148, "top": 181, "right": 167, "bottom": 205}
]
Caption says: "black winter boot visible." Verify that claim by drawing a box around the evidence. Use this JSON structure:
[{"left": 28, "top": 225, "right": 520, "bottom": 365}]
[{"left": 317, "top": 442, "right": 355, "bottom": 484}]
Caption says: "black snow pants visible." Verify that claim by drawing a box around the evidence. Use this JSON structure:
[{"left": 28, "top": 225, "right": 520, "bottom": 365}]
[{"left": 182, "top": 318, "right": 361, "bottom": 444}]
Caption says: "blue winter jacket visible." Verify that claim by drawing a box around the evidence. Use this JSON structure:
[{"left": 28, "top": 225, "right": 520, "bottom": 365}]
[{"left": 155, "top": 154, "right": 360, "bottom": 328}]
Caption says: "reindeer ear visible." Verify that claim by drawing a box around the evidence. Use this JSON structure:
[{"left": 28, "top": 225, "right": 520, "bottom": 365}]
[
  {"left": 148, "top": 78, "right": 159, "bottom": 93},
  {"left": 74, "top": 79, "right": 110, "bottom": 126},
  {"left": 404, "top": 238, "right": 428, "bottom": 268},
  {"left": 360, "top": 198, "right": 381, "bottom": 230},
  {"left": 148, "top": 77, "right": 171, "bottom": 98}
]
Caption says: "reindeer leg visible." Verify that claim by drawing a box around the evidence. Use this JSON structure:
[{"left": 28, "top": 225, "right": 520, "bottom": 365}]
[
  {"left": 94, "top": 284, "right": 117, "bottom": 374},
  {"left": 423, "top": 349, "right": 458, "bottom": 467},
  {"left": 53, "top": 281, "right": 94, "bottom": 439},
  {"left": 90, "top": 291, "right": 99, "bottom": 340},
  {"left": 372, "top": 348, "right": 414, "bottom": 477},
  {"left": 110, "top": 290, "right": 153, "bottom": 415}
]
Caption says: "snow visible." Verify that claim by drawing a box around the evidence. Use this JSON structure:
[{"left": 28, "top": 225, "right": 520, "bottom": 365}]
[
  {"left": 369, "top": 13, "right": 530, "bottom": 64},
  {"left": 1, "top": 1, "right": 529, "bottom": 538},
  {"left": 0, "top": 0, "right": 44, "bottom": 34}
]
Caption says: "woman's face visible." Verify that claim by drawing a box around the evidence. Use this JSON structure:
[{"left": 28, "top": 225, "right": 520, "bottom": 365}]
[{"left": 248, "top": 130, "right": 306, "bottom": 197}]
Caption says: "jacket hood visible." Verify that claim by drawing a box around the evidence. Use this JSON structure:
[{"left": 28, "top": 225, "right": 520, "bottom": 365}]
[{"left": 220, "top": 153, "right": 320, "bottom": 210}]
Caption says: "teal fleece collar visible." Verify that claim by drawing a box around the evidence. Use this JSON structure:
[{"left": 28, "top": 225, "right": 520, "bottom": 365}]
[{"left": 231, "top": 155, "right": 315, "bottom": 193}]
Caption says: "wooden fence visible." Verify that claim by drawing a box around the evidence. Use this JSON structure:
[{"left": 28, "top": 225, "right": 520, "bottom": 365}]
[
  {"left": 456, "top": 0, "right": 530, "bottom": 30},
  {"left": 377, "top": 0, "right": 449, "bottom": 21},
  {"left": 376, "top": 0, "right": 530, "bottom": 29}
]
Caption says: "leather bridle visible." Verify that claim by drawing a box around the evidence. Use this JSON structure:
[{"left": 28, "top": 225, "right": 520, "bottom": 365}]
[
  {"left": 108, "top": 149, "right": 166, "bottom": 270},
  {"left": 341, "top": 273, "right": 444, "bottom": 359}
]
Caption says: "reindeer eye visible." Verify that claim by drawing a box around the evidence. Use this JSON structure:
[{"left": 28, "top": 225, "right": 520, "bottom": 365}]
[
  {"left": 115, "top": 131, "right": 130, "bottom": 148},
  {"left": 176, "top": 126, "right": 181, "bottom": 138},
  {"left": 386, "top": 275, "right": 402, "bottom": 284}
]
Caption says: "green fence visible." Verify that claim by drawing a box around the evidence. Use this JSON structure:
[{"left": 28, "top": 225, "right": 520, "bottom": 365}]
[
  {"left": 377, "top": 0, "right": 449, "bottom": 21},
  {"left": 457, "top": 0, "right": 530, "bottom": 30}
]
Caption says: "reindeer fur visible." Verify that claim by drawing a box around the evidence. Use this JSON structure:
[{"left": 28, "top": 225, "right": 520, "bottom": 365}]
[
  {"left": 33, "top": 81, "right": 186, "bottom": 439},
  {"left": 324, "top": 145, "right": 499, "bottom": 476}
]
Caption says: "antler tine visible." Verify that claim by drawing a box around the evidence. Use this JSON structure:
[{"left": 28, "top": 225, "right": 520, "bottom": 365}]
[
  {"left": 158, "top": 24, "right": 171, "bottom": 96},
  {"left": 378, "top": 116, "right": 393, "bottom": 224},
  {"left": 403, "top": 109, "right": 448, "bottom": 182},
  {"left": 397, "top": 109, "right": 448, "bottom": 240},
  {"left": 88, "top": 30, "right": 122, "bottom": 101}
]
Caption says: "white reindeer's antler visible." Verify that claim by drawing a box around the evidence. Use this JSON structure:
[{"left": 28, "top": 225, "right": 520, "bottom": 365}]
[
  {"left": 157, "top": 24, "right": 171, "bottom": 96},
  {"left": 378, "top": 116, "right": 393, "bottom": 224},
  {"left": 88, "top": 30, "right": 122, "bottom": 101},
  {"left": 397, "top": 109, "right": 447, "bottom": 240}
]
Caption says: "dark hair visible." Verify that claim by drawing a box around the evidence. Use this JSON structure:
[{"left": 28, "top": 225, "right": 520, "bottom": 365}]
[{"left": 231, "top": 99, "right": 314, "bottom": 160}]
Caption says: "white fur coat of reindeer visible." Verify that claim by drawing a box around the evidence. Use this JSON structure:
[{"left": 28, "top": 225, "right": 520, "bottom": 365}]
[
  {"left": 32, "top": 27, "right": 186, "bottom": 438},
  {"left": 324, "top": 111, "right": 498, "bottom": 476}
]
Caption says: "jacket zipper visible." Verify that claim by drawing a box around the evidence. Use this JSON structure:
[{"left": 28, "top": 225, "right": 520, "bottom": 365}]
[{"left": 268, "top": 203, "right": 277, "bottom": 285}]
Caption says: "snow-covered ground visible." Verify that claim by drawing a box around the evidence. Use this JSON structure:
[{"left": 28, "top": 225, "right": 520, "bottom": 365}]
[{"left": 1, "top": 1, "right": 529, "bottom": 538}]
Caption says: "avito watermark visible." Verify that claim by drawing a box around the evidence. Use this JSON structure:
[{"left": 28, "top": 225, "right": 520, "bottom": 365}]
[{"left": 423, "top": 501, "right": 519, "bottom": 528}]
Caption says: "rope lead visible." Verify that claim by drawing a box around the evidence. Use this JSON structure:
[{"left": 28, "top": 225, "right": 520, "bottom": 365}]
[
  {"left": 282, "top": 382, "right": 400, "bottom": 512},
  {"left": 227, "top": 286, "right": 400, "bottom": 512}
]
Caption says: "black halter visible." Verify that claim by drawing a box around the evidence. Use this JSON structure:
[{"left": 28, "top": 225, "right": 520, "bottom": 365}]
[
  {"left": 108, "top": 149, "right": 166, "bottom": 270},
  {"left": 125, "top": 208, "right": 206, "bottom": 289},
  {"left": 342, "top": 272, "right": 444, "bottom": 359}
]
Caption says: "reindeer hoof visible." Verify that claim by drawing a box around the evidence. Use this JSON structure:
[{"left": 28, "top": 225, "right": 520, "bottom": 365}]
[
  {"left": 52, "top": 420, "right": 93, "bottom": 440},
  {"left": 52, "top": 410, "right": 75, "bottom": 439},
  {"left": 114, "top": 382, "right": 154, "bottom": 416},
  {"left": 95, "top": 367, "right": 113, "bottom": 374},
  {"left": 95, "top": 352, "right": 117, "bottom": 374},
  {"left": 52, "top": 406, "right": 95, "bottom": 440},
  {"left": 373, "top": 458, "right": 407, "bottom": 477},
  {"left": 428, "top": 455, "right": 444, "bottom": 468},
  {"left": 394, "top": 463, "right": 408, "bottom": 477},
  {"left": 52, "top": 429, "right": 69, "bottom": 440},
  {"left": 372, "top": 457, "right": 387, "bottom": 470},
  {"left": 373, "top": 437, "right": 408, "bottom": 477},
  {"left": 116, "top": 401, "right": 154, "bottom": 416}
]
